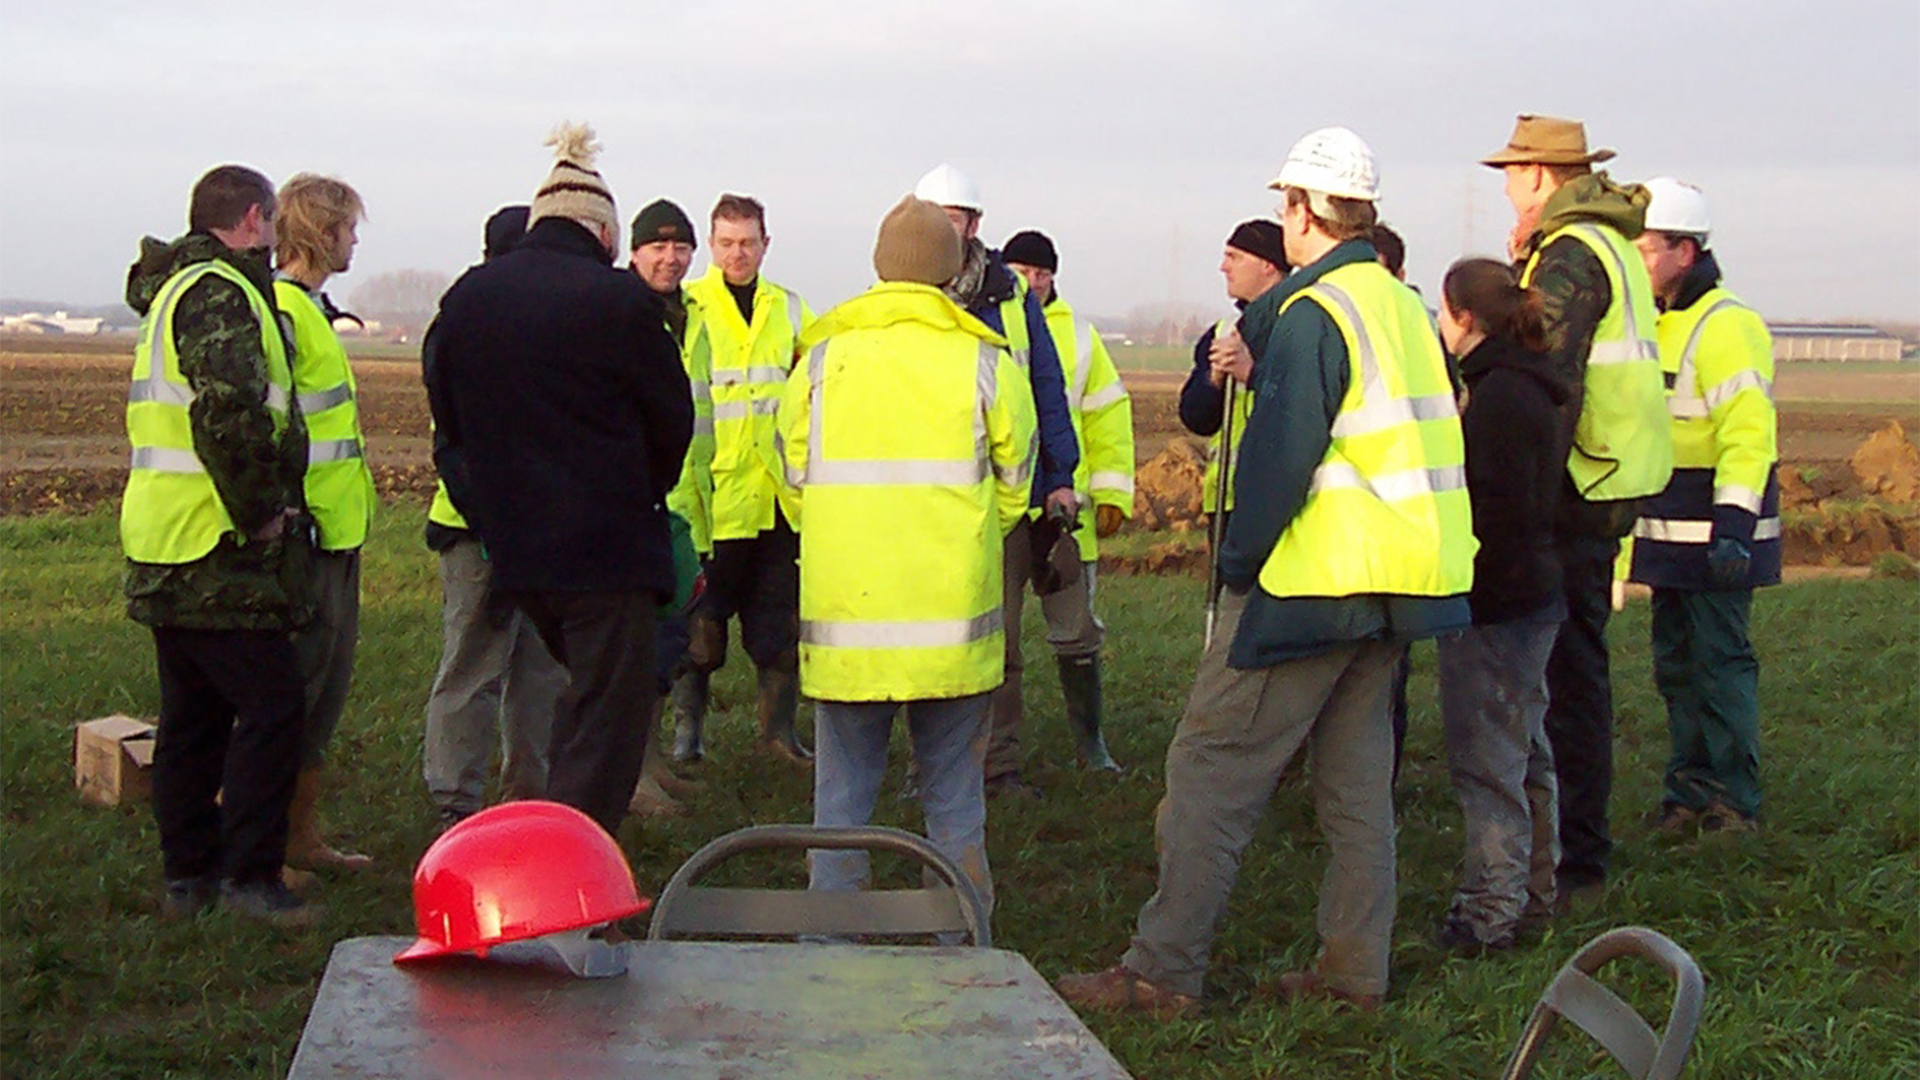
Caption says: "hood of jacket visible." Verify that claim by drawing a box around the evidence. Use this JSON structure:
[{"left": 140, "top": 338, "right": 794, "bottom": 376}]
[
  {"left": 125, "top": 232, "right": 272, "bottom": 316},
  {"left": 1459, "top": 334, "right": 1571, "bottom": 407},
  {"left": 800, "top": 281, "right": 1006, "bottom": 349},
  {"left": 1533, "top": 171, "right": 1650, "bottom": 248}
]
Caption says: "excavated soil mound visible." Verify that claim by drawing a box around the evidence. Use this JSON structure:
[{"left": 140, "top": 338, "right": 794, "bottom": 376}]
[
  {"left": 1130, "top": 438, "right": 1208, "bottom": 532},
  {"left": 1850, "top": 421, "right": 1920, "bottom": 503}
]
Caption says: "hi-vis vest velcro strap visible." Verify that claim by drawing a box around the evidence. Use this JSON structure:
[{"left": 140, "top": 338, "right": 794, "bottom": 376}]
[
  {"left": 1310, "top": 460, "right": 1468, "bottom": 501},
  {"left": 130, "top": 266, "right": 292, "bottom": 413},
  {"left": 1308, "top": 282, "right": 1457, "bottom": 440},
  {"left": 1634, "top": 516, "right": 1782, "bottom": 544},
  {"left": 1668, "top": 298, "right": 1771, "bottom": 420},
  {"left": 801, "top": 608, "right": 1003, "bottom": 649},
  {"left": 1568, "top": 224, "right": 1659, "bottom": 366}
]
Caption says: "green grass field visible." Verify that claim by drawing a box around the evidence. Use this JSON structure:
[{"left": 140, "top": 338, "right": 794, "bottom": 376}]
[{"left": 3, "top": 507, "right": 1916, "bottom": 1078}]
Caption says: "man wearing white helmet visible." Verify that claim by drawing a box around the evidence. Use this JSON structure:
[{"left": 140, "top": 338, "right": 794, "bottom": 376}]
[
  {"left": 1628, "top": 179, "right": 1777, "bottom": 836},
  {"left": 1058, "top": 127, "right": 1475, "bottom": 1015},
  {"left": 912, "top": 164, "right": 1081, "bottom": 799}
]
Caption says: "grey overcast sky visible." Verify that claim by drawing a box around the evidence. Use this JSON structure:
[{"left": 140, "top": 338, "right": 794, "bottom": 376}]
[{"left": 3, "top": 0, "right": 1916, "bottom": 322}]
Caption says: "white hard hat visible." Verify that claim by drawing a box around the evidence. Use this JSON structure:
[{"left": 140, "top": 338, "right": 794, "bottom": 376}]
[
  {"left": 913, "top": 164, "right": 984, "bottom": 214},
  {"left": 1268, "top": 127, "right": 1379, "bottom": 202},
  {"left": 1642, "top": 177, "right": 1710, "bottom": 242}
]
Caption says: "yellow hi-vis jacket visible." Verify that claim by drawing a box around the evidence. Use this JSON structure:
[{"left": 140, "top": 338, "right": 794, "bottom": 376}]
[
  {"left": 275, "top": 279, "right": 375, "bottom": 551},
  {"left": 123, "top": 261, "right": 294, "bottom": 563},
  {"left": 665, "top": 291, "right": 718, "bottom": 555},
  {"left": 1258, "top": 261, "right": 1477, "bottom": 599},
  {"left": 1523, "top": 223, "right": 1674, "bottom": 501},
  {"left": 686, "top": 265, "right": 814, "bottom": 540},
  {"left": 778, "top": 282, "right": 1037, "bottom": 702},
  {"left": 1202, "top": 318, "right": 1256, "bottom": 515},
  {"left": 1042, "top": 298, "right": 1133, "bottom": 560}
]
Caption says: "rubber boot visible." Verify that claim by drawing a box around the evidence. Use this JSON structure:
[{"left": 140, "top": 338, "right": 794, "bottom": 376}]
[
  {"left": 630, "top": 701, "right": 686, "bottom": 817},
  {"left": 1058, "top": 655, "right": 1121, "bottom": 772},
  {"left": 670, "top": 669, "right": 709, "bottom": 764},
  {"left": 284, "top": 766, "right": 374, "bottom": 872},
  {"left": 644, "top": 697, "right": 702, "bottom": 796},
  {"left": 756, "top": 657, "right": 812, "bottom": 766}
]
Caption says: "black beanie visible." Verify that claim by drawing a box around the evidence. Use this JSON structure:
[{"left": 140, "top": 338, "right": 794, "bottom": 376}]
[
  {"left": 1226, "top": 219, "right": 1288, "bottom": 272},
  {"left": 630, "top": 198, "right": 698, "bottom": 250},
  {"left": 484, "top": 204, "right": 530, "bottom": 261},
  {"left": 1001, "top": 229, "right": 1058, "bottom": 272}
]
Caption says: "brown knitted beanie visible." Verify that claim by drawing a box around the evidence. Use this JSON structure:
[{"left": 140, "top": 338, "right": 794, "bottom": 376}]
[
  {"left": 529, "top": 122, "right": 618, "bottom": 248},
  {"left": 873, "top": 196, "right": 962, "bottom": 285}
]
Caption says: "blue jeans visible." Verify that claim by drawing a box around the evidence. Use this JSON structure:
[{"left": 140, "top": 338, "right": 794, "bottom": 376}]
[
  {"left": 1439, "top": 615, "right": 1561, "bottom": 944},
  {"left": 809, "top": 694, "right": 994, "bottom": 917}
]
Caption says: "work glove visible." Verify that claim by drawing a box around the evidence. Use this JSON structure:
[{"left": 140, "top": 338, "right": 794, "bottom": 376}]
[
  {"left": 1707, "top": 536, "right": 1751, "bottom": 590},
  {"left": 1096, "top": 504, "right": 1125, "bottom": 539}
]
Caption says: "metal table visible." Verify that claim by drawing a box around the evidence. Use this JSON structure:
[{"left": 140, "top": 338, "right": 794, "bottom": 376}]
[{"left": 287, "top": 936, "right": 1133, "bottom": 1079}]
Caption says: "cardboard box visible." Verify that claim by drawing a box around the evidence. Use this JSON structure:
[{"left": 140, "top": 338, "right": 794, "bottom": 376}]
[{"left": 75, "top": 715, "right": 156, "bottom": 807}]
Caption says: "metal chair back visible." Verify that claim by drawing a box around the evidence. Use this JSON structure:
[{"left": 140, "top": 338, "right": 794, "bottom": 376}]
[
  {"left": 1500, "top": 926, "right": 1705, "bottom": 1080},
  {"left": 646, "top": 824, "right": 991, "bottom": 948}
]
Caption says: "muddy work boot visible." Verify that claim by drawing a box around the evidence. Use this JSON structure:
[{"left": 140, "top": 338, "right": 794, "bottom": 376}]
[
  {"left": 669, "top": 669, "right": 709, "bottom": 764},
  {"left": 1057, "top": 655, "right": 1121, "bottom": 772},
  {"left": 1055, "top": 965, "right": 1199, "bottom": 1019},
  {"left": 285, "top": 766, "right": 373, "bottom": 873},
  {"left": 756, "top": 660, "right": 811, "bottom": 766}
]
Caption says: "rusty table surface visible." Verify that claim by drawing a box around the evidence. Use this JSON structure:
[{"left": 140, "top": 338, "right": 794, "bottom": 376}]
[{"left": 286, "top": 936, "right": 1133, "bottom": 1079}]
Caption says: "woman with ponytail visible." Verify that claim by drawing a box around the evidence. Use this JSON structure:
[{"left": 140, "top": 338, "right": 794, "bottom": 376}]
[{"left": 1432, "top": 257, "right": 1573, "bottom": 953}]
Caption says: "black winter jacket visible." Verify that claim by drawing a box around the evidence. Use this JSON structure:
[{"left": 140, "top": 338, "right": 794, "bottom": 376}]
[
  {"left": 426, "top": 217, "right": 693, "bottom": 597},
  {"left": 1458, "top": 334, "right": 1569, "bottom": 624}
]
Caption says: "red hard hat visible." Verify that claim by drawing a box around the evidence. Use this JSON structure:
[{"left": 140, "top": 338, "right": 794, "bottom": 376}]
[{"left": 394, "top": 800, "right": 652, "bottom": 964}]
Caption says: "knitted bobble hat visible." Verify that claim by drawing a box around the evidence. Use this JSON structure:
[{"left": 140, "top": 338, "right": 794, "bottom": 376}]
[{"left": 530, "top": 122, "right": 618, "bottom": 249}]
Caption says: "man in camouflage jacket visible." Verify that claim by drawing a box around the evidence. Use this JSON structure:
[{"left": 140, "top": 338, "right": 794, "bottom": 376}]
[{"left": 121, "top": 164, "right": 317, "bottom": 923}]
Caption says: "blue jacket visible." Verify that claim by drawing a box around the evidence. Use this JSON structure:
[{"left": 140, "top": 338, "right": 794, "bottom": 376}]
[
  {"left": 969, "top": 250, "right": 1078, "bottom": 503},
  {"left": 1178, "top": 309, "right": 1234, "bottom": 437},
  {"left": 1221, "top": 239, "right": 1470, "bottom": 669}
]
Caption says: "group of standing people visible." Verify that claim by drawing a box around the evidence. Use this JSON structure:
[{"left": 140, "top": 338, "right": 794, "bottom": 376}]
[{"left": 119, "top": 110, "right": 1775, "bottom": 1012}]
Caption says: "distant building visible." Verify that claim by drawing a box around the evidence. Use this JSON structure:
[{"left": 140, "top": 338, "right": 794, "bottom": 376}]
[
  {"left": 1, "top": 311, "right": 104, "bottom": 335},
  {"left": 1768, "top": 323, "right": 1904, "bottom": 362}
]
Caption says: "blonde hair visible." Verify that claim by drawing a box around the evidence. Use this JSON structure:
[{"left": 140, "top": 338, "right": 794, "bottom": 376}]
[{"left": 275, "top": 174, "right": 364, "bottom": 272}]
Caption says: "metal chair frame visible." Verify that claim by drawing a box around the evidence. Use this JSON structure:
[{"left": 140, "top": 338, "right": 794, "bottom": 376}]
[
  {"left": 1501, "top": 926, "right": 1705, "bottom": 1080},
  {"left": 646, "top": 824, "right": 991, "bottom": 948}
]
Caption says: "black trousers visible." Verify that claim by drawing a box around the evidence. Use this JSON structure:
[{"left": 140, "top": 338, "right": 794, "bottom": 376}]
[
  {"left": 1544, "top": 535, "right": 1620, "bottom": 889},
  {"left": 694, "top": 512, "right": 799, "bottom": 672},
  {"left": 149, "top": 626, "right": 306, "bottom": 886},
  {"left": 513, "top": 591, "right": 657, "bottom": 837}
]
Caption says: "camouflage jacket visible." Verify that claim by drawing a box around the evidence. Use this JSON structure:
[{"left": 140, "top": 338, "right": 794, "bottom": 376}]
[{"left": 122, "top": 233, "right": 314, "bottom": 630}]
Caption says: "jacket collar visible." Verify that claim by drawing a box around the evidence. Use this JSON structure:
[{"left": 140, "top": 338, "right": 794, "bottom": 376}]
[
  {"left": 522, "top": 216, "right": 612, "bottom": 262},
  {"left": 1667, "top": 250, "right": 1723, "bottom": 312}
]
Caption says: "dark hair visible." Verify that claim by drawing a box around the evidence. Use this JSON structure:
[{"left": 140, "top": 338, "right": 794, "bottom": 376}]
[
  {"left": 710, "top": 192, "right": 767, "bottom": 234},
  {"left": 1442, "top": 257, "right": 1546, "bottom": 352},
  {"left": 1370, "top": 224, "right": 1406, "bottom": 276},
  {"left": 189, "top": 165, "right": 275, "bottom": 233}
]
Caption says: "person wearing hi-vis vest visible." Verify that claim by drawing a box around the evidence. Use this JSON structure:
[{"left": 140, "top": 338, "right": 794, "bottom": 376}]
[
  {"left": 122, "top": 165, "right": 318, "bottom": 925},
  {"left": 271, "top": 174, "right": 378, "bottom": 879},
  {"left": 1630, "top": 179, "right": 1778, "bottom": 836},
  {"left": 1179, "top": 220, "right": 1288, "bottom": 523},
  {"left": 1002, "top": 229, "right": 1134, "bottom": 773},
  {"left": 912, "top": 164, "right": 1080, "bottom": 800},
  {"left": 420, "top": 206, "right": 566, "bottom": 833},
  {"left": 779, "top": 195, "right": 1037, "bottom": 919},
  {"left": 671, "top": 193, "right": 815, "bottom": 767},
  {"left": 1483, "top": 114, "right": 1673, "bottom": 907},
  {"left": 1059, "top": 129, "right": 1475, "bottom": 1018}
]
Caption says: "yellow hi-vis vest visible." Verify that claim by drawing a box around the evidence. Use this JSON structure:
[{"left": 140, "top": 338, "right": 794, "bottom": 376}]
[
  {"left": 1042, "top": 298, "right": 1133, "bottom": 560},
  {"left": 1258, "top": 261, "right": 1477, "bottom": 599},
  {"left": 275, "top": 279, "right": 375, "bottom": 551},
  {"left": 665, "top": 292, "right": 718, "bottom": 555},
  {"left": 122, "top": 261, "right": 294, "bottom": 564},
  {"left": 427, "top": 476, "right": 466, "bottom": 530},
  {"left": 779, "top": 283, "right": 1038, "bottom": 702},
  {"left": 1650, "top": 286, "right": 1777, "bottom": 498},
  {"left": 686, "top": 265, "right": 813, "bottom": 541},
  {"left": 1522, "top": 222, "right": 1674, "bottom": 501},
  {"left": 1202, "top": 318, "right": 1256, "bottom": 515}
]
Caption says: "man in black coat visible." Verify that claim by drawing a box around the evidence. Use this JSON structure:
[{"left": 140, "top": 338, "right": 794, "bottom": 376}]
[{"left": 425, "top": 124, "right": 693, "bottom": 836}]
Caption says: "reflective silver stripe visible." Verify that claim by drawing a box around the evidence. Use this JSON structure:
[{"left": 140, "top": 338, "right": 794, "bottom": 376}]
[
  {"left": 1635, "top": 516, "right": 1782, "bottom": 544},
  {"left": 1089, "top": 470, "right": 1134, "bottom": 495},
  {"left": 1570, "top": 223, "right": 1656, "bottom": 362},
  {"left": 1667, "top": 397, "right": 1710, "bottom": 420},
  {"left": 1586, "top": 339, "right": 1660, "bottom": 365},
  {"left": 689, "top": 379, "right": 711, "bottom": 399},
  {"left": 1310, "top": 282, "right": 1457, "bottom": 440},
  {"left": 783, "top": 287, "right": 804, "bottom": 341},
  {"left": 308, "top": 439, "right": 364, "bottom": 464},
  {"left": 1082, "top": 381, "right": 1127, "bottom": 411},
  {"left": 801, "top": 609, "right": 1002, "bottom": 649},
  {"left": 693, "top": 415, "right": 715, "bottom": 437},
  {"left": 1670, "top": 298, "right": 1768, "bottom": 417},
  {"left": 1715, "top": 484, "right": 1765, "bottom": 515},
  {"left": 1010, "top": 347, "right": 1030, "bottom": 371},
  {"left": 1310, "top": 461, "right": 1467, "bottom": 501},
  {"left": 1068, "top": 322, "right": 1095, "bottom": 410},
  {"left": 994, "top": 455, "right": 1033, "bottom": 488},
  {"left": 296, "top": 384, "right": 354, "bottom": 414},
  {"left": 712, "top": 398, "right": 781, "bottom": 420},
  {"left": 810, "top": 458, "right": 990, "bottom": 486},
  {"left": 266, "top": 385, "right": 291, "bottom": 411},
  {"left": 129, "top": 446, "right": 206, "bottom": 473},
  {"left": 128, "top": 380, "right": 194, "bottom": 406},
  {"left": 131, "top": 266, "right": 216, "bottom": 404},
  {"left": 802, "top": 342, "right": 829, "bottom": 484},
  {"left": 713, "top": 365, "right": 789, "bottom": 387},
  {"left": 1703, "top": 369, "right": 1772, "bottom": 412}
]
